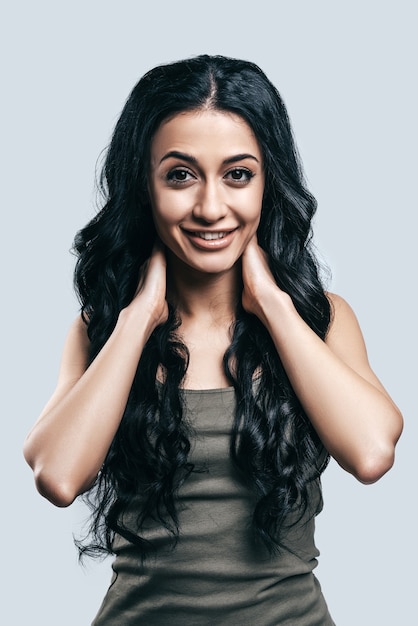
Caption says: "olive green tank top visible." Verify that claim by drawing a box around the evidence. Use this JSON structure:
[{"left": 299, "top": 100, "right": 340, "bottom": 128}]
[{"left": 92, "top": 387, "right": 335, "bottom": 625}]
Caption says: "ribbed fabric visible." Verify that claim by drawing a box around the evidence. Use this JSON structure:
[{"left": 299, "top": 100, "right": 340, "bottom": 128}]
[{"left": 92, "top": 387, "right": 334, "bottom": 625}]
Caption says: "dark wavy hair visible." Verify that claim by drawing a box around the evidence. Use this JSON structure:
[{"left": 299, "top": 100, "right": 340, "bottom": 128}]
[{"left": 73, "top": 54, "right": 331, "bottom": 558}]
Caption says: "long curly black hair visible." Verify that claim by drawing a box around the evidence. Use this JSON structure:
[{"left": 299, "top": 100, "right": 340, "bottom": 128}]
[{"left": 73, "top": 54, "right": 331, "bottom": 558}]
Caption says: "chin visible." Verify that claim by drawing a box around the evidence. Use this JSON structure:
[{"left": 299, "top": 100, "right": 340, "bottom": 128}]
[
  {"left": 189, "top": 259, "right": 238, "bottom": 275},
  {"left": 170, "top": 250, "right": 240, "bottom": 276}
]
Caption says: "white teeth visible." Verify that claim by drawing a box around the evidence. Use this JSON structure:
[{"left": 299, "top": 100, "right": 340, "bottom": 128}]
[{"left": 196, "top": 231, "right": 228, "bottom": 240}]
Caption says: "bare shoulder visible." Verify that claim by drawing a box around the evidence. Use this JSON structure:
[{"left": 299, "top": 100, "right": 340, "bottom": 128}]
[
  {"left": 325, "top": 292, "right": 367, "bottom": 355},
  {"left": 327, "top": 291, "right": 358, "bottom": 320},
  {"left": 67, "top": 313, "right": 90, "bottom": 348},
  {"left": 325, "top": 292, "right": 392, "bottom": 397}
]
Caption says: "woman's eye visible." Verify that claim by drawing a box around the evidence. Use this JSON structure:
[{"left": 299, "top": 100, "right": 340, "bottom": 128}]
[
  {"left": 166, "top": 169, "right": 194, "bottom": 184},
  {"left": 225, "top": 168, "right": 254, "bottom": 183}
]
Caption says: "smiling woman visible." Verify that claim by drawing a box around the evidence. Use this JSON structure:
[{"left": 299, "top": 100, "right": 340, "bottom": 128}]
[
  {"left": 23, "top": 54, "right": 402, "bottom": 625},
  {"left": 149, "top": 110, "right": 264, "bottom": 275}
]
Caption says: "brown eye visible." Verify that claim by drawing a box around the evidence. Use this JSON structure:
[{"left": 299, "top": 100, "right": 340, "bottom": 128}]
[
  {"left": 225, "top": 168, "right": 254, "bottom": 183},
  {"left": 166, "top": 168, "right": 194, "bottom": 184}
]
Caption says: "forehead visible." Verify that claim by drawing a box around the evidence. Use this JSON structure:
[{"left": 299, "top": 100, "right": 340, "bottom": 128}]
[{"left": 150, "top": 109, "right": 262, "bottom": 161}]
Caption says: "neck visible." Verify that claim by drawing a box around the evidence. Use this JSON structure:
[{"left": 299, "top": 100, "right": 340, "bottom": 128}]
[{"left": 166, "top": 254, "right": 241, "bottom": 322}]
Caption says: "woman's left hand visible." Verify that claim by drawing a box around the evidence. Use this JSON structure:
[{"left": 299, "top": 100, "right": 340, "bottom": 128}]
[
  {"left": 241, "top": 235, "right": 291, "bottom": 324},
  {"left": 240, "top": 234, "right": 402, "bottom": 484}
]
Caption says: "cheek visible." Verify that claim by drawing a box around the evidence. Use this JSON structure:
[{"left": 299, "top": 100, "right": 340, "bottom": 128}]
[
  {"left": 152, "top": 213, "right": 173, "bottom": 247},
  {"left": 245, "top": 191, "right": 263, "bottom": 227},
  {"left": 151, "top": 206, "right": 181, "bottom": 252},
  {"left": 150, "top": 193, "right": 173, "bottom": 232},
  {"left": 245, "top": 215, "right": 261, "bottom": 244},
  {"left": 151, "top": 188, "right": 188, "bottom": 224}
]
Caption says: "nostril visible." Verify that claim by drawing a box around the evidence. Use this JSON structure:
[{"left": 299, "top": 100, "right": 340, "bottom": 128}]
[{"left": 192, "top": 202, "right": 227, "bottom": 222}]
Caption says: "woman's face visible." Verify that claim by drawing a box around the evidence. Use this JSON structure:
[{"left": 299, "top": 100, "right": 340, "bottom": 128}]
[{"left": 148, "top": 109, "right": 264, "bottom": 276}]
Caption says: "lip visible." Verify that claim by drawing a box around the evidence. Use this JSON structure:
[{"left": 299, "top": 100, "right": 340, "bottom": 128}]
[{"left": 181, "top": 227, "right": 239, "bottom": 250}]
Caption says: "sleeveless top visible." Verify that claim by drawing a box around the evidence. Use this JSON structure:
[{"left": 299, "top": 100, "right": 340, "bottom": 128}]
[{"left": 92, "top": 387, "right": 335, "bottom": 625}]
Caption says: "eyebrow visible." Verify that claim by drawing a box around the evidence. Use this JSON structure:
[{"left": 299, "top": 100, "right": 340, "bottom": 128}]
[{"left": 159, "top": 151, "right": 260, "bottom": 165}]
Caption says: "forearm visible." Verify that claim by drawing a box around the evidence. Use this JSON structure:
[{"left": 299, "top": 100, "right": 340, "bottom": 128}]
[
  {"left": 24, "top": 308, "right": 154, "bottom": 506},
  {"left": 259, "top": 290, "right": 403, "bottom": 483}
]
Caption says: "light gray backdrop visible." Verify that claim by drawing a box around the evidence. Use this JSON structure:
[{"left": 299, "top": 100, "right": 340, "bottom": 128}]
[{"left": 2, "top": 1, "right": 416, "bottom": 624}]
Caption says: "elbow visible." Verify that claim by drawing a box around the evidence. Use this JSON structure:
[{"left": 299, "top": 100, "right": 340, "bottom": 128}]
[
  {"left": 23, "top": 441, "right": 76, "bottom": 507},
  {"left": 354, "top": 408, "right": 404, "bottom": 485},
  {"left": 23, "top": 437, "right": 96, "bottom": 508},
  {"left": 354, "top": 455, "right": 394, "bottom": 484},
  {"left": 32, "top": 467, "right": 79, "bottom": 508},
  {"left": 353, "top": 444, "right": 397, "bottom": 485}
]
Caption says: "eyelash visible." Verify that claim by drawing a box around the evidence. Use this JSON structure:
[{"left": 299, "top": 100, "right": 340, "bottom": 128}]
[
  {"left": 166, "top": 169, "right": 194, "bottom": 184},
  {"left": 165, "top": 167, "right": 255, "bottom": 185},
  {"left": 225, "top": 168, "right": 255, "bottom": 183}
]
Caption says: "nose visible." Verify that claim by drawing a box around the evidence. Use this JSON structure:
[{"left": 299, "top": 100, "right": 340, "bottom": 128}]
[{"left": 192, "top": 181, "right": 227, "bottom": 223}]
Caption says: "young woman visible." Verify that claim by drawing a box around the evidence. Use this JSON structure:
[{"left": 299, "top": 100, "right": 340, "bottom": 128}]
[{"left": 23, "top": 55, "right": 403, "bottom": 625}]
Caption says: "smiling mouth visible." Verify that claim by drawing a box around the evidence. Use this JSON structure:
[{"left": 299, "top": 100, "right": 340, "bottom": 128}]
[{"left": 185, "top": 229, "right": 237, "bottom": 240}]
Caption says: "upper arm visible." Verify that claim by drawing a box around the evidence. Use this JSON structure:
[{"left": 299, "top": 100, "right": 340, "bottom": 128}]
[
  {"left": 325, "top": 292, "right": 393, "bottom": 401},
  {"left": 37, "top": 315, "right": 91, "bottom": 420}
]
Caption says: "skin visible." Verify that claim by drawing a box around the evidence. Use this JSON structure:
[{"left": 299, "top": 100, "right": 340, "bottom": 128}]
[
  {"left": 148, "top": 110, "right": 265, "bottom": 389},
  {"left": 23, "top": 109, "right": 403, "bottom": 508}
]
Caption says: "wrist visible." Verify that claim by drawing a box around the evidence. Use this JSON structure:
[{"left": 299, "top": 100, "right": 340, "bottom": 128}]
[
  {"left": 117, "top": 305, "right": 159, "bottom": 343},
  {"left": 256, "top": 287, "right": 297, "bottom": 329}
]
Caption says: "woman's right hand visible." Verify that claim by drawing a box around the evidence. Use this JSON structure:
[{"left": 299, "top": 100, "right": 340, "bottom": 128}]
[
  {"left": 23, "top": 242, "right": 169, "bottom": 507},
  {"left": 126, "top": 240, "right": 169, "bottom": 332}
]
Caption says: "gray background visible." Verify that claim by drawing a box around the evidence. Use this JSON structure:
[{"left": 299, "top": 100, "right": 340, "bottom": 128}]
[{"left": 2, "top": 1, "right": 416, "bottom": 624}]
